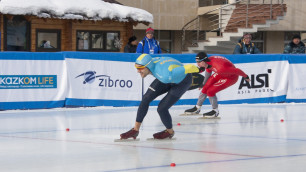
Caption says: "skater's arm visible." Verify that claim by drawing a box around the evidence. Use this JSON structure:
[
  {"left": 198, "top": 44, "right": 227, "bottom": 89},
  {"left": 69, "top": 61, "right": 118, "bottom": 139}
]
[
  {"left": 220, "top": 67, "right": 248, "bottom": 78},
  {"left": 169, "top": 64, "right": 199, "bottom": 79},
  {"left": 220, "top": 67, "right": 250, "bottom": 82},
  {"left": 201, "top": 71, "right": 211, "bottom": 88},
  {"left": 198, "top": 67, "right": 206, "bottom": 73}
]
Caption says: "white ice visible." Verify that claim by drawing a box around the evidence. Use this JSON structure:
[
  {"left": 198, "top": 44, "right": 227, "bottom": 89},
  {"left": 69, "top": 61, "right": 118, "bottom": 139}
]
[{"left": 0, "top": 103, "right": 306, "bottom": 172}]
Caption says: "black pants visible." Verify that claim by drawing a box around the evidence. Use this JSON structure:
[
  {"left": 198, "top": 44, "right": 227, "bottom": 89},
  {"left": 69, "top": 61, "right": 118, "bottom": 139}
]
[{"left": 136, "top": 74, "right": 192, "bottom": 129}]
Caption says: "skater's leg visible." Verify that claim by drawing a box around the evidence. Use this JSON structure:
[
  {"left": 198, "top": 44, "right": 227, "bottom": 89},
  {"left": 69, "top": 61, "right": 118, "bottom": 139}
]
[
  {"left": 157, "top": 94, "right": 179, "bottom": 131},
  {"left": 202, "top": 75, "right": 238, "bottom": 117},
  {"left": 185, "top": 74, "right": 216, "bottom": 113},
  {"left": 196, "top": 92, "right": 208, "bottom": 107},
  {"left": 202, "top": 96, "right": 219, "bottom": 117},
  {"left": 134, "top": 79, "right": 170, "bottom": 130},
  {"left": 158, "top": 74, "right": 192, "bottom": 131},
  {"left": 205, "top": 75, "right": 238, "bottom": 97},
  {"left": 208, "top": 96, "right": 218, "bottom": 109},
  {"left": 185, "top": 92, "right": 207, "bottom": 114}
]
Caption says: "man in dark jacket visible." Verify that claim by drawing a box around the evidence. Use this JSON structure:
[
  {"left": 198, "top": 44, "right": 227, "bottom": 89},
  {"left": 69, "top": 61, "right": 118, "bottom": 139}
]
[
  {"left": 124, "top": 36, "right": 137, "bottom": 53},
  {"left": 283, "top": 34, "right": 305, "bottom": 54},
  {"left": 136, "top": 27, "right": 162, "bottom": 54},
  {"left": 233, "top": 33, "right": 261, "bottom": 54}
]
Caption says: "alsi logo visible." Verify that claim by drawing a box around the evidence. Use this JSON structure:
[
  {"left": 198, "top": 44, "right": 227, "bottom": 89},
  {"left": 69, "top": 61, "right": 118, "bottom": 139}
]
[
  {"left": 75, "top": 71, "right": 133, "bottom": 88},
  {"left": 237, "top": 69, "right": 273, "bottom": 94}
]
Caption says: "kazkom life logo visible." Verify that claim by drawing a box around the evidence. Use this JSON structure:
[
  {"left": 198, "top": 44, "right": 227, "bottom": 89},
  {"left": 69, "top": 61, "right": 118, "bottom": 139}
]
[
  {"left": 0, "top": 75, "right": 57, "bottom": 89},
  {"left": 75, "top": 71, "right": 133, "bottom": 88},
  {"left": 237, "top": 69, "right": 273, "bottom": 94}
]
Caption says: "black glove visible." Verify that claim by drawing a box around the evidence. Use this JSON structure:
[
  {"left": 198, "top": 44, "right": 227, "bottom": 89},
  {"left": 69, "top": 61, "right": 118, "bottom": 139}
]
[
  {"left": 198, "top": 67, "right": 205, "bottom": 73},
  {"left": 244, "top": 75, "right": 250, "bottom": 80}
]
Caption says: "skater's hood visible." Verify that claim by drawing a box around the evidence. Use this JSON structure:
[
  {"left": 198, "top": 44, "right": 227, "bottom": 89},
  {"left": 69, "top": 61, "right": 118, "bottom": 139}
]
[{"left": 135, "top": 54, "right": 155, "bottom": 71}]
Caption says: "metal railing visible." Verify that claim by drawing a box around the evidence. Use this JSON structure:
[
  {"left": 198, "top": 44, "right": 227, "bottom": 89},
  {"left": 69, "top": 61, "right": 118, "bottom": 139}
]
[{"left": 181, "top": 0, "right": 285, "bottom": 51}]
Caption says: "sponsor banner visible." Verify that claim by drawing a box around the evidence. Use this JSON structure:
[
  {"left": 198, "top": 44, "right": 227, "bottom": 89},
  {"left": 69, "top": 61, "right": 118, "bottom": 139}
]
[
  {"left": 143, "top": 55, "right": 288, "bottom": 105},
  {"left": 143, "top": 61, "right": 288, "bottom": 105},
  {"left": 0, "top": 75, "right": 57, "bottom": 89},
  {"left": 0, "top": 52, "right": 67, "bottom": 110},
  {"left": 286, "top": 55, "right": 306, "bottom": 102},
  {"left": 65, "top": 55, "right": 142, "bottom": 106},
  {"left": 217, "top": 61, "right": 289, "bottom": 103}
]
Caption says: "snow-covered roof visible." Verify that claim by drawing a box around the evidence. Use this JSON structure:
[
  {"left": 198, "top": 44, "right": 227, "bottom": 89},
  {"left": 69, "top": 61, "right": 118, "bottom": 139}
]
[{"left": 0, "top": 0, "right": 153, "bottom": 23}]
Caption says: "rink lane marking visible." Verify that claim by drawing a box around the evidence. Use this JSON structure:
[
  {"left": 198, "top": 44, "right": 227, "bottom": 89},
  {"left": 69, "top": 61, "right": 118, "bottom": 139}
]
[
  {"left": 101, "top": 153, "right": 306, "bottom": 172},
  {"left": 175, "top": 130, "right": 306, "bottom": 142},
  {"left": 0, "top": 134, "right": 262, "bottom": 158},
  {"left": 2, "top": 128, "right": 306, "bottom": 145},
  {"left": 1, "top": 136, "right": 304, "bottom": 171}
]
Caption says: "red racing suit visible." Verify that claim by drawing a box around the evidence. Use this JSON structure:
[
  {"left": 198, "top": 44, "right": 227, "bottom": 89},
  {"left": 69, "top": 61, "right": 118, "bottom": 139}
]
[{"left": 201, "top": 56, "right": 248, "bottom": 97}]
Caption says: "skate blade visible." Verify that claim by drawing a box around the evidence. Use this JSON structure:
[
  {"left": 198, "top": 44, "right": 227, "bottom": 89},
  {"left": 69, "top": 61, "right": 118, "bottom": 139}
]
[
  {"left": 146, "top": 137, "right": 176, "bottom": 141},
  {"left": 179, "top": 113, "right": 201, "bottom": 116},
  {"left": 198, "top": 116, "right": 221, "bottom": 119},
  {"left": 114, "top": 138, "right": 140, "bottom": 142}
]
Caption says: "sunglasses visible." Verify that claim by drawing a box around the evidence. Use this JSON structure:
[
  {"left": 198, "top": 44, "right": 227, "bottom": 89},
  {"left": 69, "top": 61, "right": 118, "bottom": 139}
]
[
  {"left": 196, "top": 59, "right": 204, "bottom": 63},
  {"left": 135, "top": 64, "right": 146, "bottom": 70}
]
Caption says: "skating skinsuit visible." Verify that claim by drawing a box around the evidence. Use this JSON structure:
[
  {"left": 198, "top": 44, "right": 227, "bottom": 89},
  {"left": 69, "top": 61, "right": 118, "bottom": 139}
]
[
  {"left": 148, "top": 57, "right": 189, "bottom": 84},
  {"left": 136, "top": 56, "right": 192, "bottom": 129},
  {"left": 201, "top": 56, "right": 248, "bottom": 97}
]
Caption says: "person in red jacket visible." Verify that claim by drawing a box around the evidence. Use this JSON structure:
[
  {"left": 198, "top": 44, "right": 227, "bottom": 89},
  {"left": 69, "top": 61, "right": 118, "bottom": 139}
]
[{"left": 185, "top": 51, "right": 251, "bottom": 117}]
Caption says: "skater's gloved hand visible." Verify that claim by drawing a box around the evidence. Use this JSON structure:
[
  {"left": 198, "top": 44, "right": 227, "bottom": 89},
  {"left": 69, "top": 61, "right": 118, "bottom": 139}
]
[
  {"left": 244, "top": 75, "right": 250, "bottom": 82},
  {"left": 198, "top": 67, "right": 205, "bottom": 73},
  {"left": 184, "top": 64, "right": 199, "bottom": 74}
]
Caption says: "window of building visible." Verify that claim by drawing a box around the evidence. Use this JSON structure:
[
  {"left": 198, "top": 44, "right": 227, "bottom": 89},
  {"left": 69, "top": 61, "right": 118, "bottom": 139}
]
[
  {"left": 92, "top": 33, "right": 104, "bottom": 49},
  {"left": 4, "top": 15, "right": 30, "bottom": 51},
  {"left": 199, "top": 0, "right": 228, "bottom": 7},
  {"left": 36, "top": 29, "right": 61, "bottom": 52},
  {"left": 154, "top": 30, "right": 172, "bottom": 53},
  {"left": 76, "top": 31, "right": 120, "bottom": 52},
  {"left": 106, "top": 32, "right": 120, "bottom": 51},
  {"left": 77, "top": 32, "right": 90, "bottom": 50}
]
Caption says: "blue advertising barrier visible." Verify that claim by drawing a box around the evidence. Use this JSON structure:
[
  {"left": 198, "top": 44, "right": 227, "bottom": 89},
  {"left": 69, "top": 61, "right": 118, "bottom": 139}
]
[
  {"left": 0, "top": 52, "right": 66, "bottom": 110},
  {"left": 0, "top": 52, "right": 305, "bottom": 110}
]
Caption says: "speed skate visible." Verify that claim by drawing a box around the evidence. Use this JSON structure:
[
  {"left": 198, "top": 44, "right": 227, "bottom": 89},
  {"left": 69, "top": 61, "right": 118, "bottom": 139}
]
[
  {"left": 179, "top": 112, "right": 201, "bottom": 116},
  {"left": 198, "top": 116, "right": 221, "bottom": 119},
  {"left": 114, "top": 138, "right": 140, "bottom": 142},
  {"left": 198, "top": 109, "right": 220, "bottom": 119},
  {"left": 146, "top": 137, "right": 176, "bottom": 141}
]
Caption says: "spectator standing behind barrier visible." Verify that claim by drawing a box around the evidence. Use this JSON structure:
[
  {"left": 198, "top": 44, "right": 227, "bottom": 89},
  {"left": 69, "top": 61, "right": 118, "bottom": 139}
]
[
  {"left": 124, "top": 36, "right": 138, "bottom": 53},
  {"left": 136, "top": 27, "right": 162, "bottom": 54},
  {"left": 283, "top": 34, "right": 305, "bottom": 54},
  {"left": 233, "top": 33, "right": 261, "bottom": 54}
]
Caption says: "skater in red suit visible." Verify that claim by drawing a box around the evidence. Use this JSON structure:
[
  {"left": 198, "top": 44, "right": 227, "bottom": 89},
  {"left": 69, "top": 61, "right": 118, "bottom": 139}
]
[{"left": 185, "top": 51, "right": 251, "bottom": 117}]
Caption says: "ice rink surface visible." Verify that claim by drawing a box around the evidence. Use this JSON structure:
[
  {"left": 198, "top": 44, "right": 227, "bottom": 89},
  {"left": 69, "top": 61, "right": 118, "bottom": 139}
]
[{"left": 0, "top": 103, "right": 306, "bottom": 172}]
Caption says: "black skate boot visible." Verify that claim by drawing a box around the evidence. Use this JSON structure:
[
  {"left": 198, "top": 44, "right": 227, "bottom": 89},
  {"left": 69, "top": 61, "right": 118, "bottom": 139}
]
[
  {"left": 185, "top": 106, "right": 200, "bottom": 114},
  {"left": 120, "top": 128, "right": 139, "bottom": 140},
  {"left": 203, "top": 109, "right": 219, "bottom": 118},
  {"left": 153, "top": 130, "right": 175, "bottom": 139}
]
